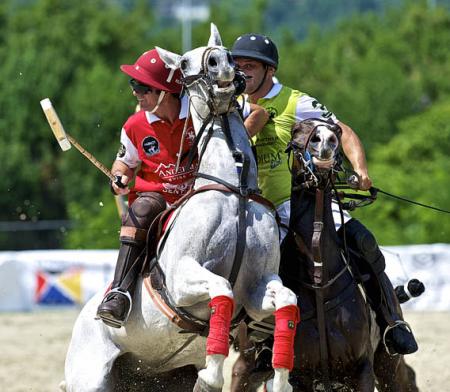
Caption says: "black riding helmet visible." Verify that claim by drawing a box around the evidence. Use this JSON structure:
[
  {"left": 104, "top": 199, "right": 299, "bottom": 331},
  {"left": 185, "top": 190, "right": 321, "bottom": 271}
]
[{"left": 231, "top": 33, "right": 279, "bottom": 69}]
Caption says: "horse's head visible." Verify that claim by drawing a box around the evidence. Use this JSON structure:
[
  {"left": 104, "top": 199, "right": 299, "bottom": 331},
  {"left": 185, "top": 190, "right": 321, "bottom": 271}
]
[
  {"left": 287, "top": 119, "right": 342, "bottom": 189},
  {"left": 157, "top": 24, "right": 237, "bottom": 118}
]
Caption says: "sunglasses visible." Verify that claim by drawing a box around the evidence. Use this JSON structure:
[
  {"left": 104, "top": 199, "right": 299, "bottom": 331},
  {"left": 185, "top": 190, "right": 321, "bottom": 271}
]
[{"left": 129, "top": 79, "right": 160, "bottom": 95}]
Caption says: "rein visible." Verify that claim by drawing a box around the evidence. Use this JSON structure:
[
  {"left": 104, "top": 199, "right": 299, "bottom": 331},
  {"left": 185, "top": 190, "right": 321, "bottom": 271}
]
[
  {"left": 144, "top": 181, "right": 276, "bottom": 336},
  {"left": 179, "top": 56, "right": 260, "bottom": 289}
]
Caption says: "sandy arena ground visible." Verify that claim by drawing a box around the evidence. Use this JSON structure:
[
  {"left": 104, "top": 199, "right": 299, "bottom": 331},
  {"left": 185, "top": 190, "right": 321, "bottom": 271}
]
[{"left": 0, "top": 309, "right": 448, "bottom": 391}]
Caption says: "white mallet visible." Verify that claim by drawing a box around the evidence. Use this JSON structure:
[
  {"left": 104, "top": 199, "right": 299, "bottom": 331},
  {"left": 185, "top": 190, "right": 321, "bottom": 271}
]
[{"left": 40, "top": 98, "right": 125, "bottom": 189}]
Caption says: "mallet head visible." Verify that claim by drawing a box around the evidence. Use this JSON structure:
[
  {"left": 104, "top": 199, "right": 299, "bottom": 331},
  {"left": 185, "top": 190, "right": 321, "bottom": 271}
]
[{"left": 40, "top": 98, "right": 71, "bottom": 151}]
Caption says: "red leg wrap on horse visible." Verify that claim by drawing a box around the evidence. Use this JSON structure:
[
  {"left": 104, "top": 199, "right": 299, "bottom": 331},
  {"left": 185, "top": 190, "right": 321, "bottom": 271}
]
[
  {"left": 206, "top": 295, "right": 234, "bottom": 356},
  {"left": 272, "top": 305, "right": 300, "bottom": 370}
]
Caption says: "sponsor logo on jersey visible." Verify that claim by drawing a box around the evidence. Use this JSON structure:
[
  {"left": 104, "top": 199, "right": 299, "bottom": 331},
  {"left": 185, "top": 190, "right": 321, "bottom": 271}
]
[
  {"left": 312, "top": 100, "right": 334, "bottom": 119},
  {"left": 142, "top": 136, "right": 160, "bottom": 157},
  {"left": 185, "top": 127, "right": 196, "bottom": 145},
  {"left": 153, "top": 163, "right": 196, "bottom": 179},
  {"left": 257, "top": 149, "right": 283, "bottom": 169},
  {"left": 266, "top": 106, "right": 278, "bottom": 119},
  {"left": 162, "top": 182, "right": 192, "bottom": 195},
  {"left": 117, "top": 143, "right": 126, "bottom": 158}
]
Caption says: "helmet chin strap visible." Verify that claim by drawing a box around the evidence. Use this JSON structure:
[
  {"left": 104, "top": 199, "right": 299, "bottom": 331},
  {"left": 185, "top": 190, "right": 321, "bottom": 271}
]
[
  {"left": 149, "top": 67, "right": 176, "bottom": 114},
  {"left": 247, "top": 65, "right": 269, "bottom": 96},
  {"left": 149, "top": 90, "right": 166, "bottom": 114}
]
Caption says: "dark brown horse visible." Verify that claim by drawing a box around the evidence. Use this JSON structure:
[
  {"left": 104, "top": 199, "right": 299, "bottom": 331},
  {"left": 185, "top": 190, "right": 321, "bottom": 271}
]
[{"left": 231, "top": 119, "right": 419, "bottom": 392}]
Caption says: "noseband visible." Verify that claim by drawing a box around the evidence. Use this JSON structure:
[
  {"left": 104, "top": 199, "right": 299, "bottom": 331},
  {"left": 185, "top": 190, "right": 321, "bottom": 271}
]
[{"left": 180, "top": 47, "right": 235, "bottom": 117}]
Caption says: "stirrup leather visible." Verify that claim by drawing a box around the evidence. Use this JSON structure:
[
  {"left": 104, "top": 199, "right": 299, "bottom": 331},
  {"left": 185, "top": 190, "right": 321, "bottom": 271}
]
[
  {"left": 382, "top": 319, "right": 413, "bottom": 356},
  {"left": 97, "top": 288, "right": 133, "bottom": 328}
]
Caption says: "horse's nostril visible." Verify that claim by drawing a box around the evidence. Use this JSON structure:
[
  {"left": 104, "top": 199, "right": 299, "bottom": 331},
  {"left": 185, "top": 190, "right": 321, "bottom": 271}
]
[
  {"left": 208, "top": 57, "right": 218, "bottom": 67},
  {"left": 322, "top": 149, "right": 332, "bottom": 158}
]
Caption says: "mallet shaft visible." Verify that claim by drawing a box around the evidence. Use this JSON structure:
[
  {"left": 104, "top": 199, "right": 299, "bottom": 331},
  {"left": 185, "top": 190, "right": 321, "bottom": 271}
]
[
  {"left": 40, "top": 98, "right": 115, "bottom": 182},
  {"left": 66, "top": 134, "right": 115, "bottom": 182},
  {"left": 40, "top": 98, "right": 126, "bottom": 190}
]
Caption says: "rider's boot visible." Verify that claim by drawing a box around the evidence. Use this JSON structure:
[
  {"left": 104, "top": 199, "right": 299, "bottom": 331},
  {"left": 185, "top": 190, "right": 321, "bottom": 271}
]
[
  {"left": 96, "top": 235, "right": 145, "bottom": 328},
  {"left": 96, "top": 192, "right": 166, "bottom": 328},
  {"left": 344, "top": 219, "right": 418, "bottom": 355},
  {"left": 377, "top": 272, "right": 418, "bottom": 355}
]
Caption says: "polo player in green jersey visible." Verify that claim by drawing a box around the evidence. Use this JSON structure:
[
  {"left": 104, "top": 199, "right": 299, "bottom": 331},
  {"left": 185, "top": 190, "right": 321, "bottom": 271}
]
[{"left": 232, "top": 33, "right": 418, "bottom": 356}]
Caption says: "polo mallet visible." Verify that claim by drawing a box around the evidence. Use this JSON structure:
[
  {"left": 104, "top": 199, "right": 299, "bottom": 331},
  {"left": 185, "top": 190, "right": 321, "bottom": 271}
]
[
  {"left": 40, "top": 98, "right": 127, "bottom": 217},
  {"left": 40, "top": 98, "right": 125, "bottom": 189}
]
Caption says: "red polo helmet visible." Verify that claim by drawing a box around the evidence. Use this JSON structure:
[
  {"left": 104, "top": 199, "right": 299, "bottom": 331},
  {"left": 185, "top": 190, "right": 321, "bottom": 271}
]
[{"left": 120, "top": 49, "right": 183, "bottom": 94}]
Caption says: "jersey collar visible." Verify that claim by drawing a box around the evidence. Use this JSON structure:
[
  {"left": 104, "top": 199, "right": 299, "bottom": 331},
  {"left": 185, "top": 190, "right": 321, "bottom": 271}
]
[
  {"left": 144, "top": 95, "right": 188, "bottom": 124},
  {"left": 178, "top": 95, "right": 189, "bottom": 120},
  {"left": 262, "top": 82, "right": 282, "bottom": 99}
]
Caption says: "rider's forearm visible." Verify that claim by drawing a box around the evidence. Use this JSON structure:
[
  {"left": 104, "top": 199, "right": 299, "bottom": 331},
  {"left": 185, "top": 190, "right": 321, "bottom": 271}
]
[
  {"left": 244, "top": 103, "right": 269, "bottom": 137},
  {"left": 339, "top": 121, "right": 369, "bottom": 175},
  {"left": 111, "top": 160, "right": 134, "bottom": 178}
]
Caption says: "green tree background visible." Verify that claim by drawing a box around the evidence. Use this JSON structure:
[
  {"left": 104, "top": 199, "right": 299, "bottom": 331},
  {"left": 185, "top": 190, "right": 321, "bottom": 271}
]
[{"left": 0, "top": 0, "right": 448, "bottom": 249}]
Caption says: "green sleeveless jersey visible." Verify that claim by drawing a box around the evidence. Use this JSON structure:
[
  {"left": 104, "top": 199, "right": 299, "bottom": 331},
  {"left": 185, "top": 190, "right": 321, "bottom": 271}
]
[{"left": 253, "top": 86, "right": 303, "bottom": 206}]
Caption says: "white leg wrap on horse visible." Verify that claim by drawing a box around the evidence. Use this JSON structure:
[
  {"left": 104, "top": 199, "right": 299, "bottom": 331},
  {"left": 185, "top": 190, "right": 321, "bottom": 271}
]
[
  {"left": 198, "top": 354, "right": 225, "bottom": 389},
  {"left": 262, "top": 277, "right": 297, "bottom": 312},
  {"left": 266, "top": 368, "right": 293, "bottom": 392},
  {"left": 274, "top": 286, "right": 297, "bottom": 310}
]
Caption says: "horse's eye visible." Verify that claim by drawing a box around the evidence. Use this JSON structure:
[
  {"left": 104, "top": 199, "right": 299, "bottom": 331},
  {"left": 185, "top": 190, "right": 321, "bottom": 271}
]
[
  {"left": 180, "top": 59, "right": 188, "bottom": 71},
  {"left": 208, "top": 56, "right": 218, "bottom": 67},
  {"left": 311, "top": 135, "right": 321, "bottom": 143}
]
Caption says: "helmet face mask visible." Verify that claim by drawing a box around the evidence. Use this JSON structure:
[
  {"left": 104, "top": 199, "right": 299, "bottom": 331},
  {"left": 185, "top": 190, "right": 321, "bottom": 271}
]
[{"left": 231, "top": 33, "right": 278, "bottom": 69}]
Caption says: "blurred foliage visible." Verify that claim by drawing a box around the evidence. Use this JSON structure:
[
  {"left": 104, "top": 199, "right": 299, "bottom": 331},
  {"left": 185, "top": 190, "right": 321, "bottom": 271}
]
[
  {"left": 0, "top": 0, "right": 449, "bottom": 249},
  {"left": 353, "top": 99, "right": 450, "bottom": 244}
]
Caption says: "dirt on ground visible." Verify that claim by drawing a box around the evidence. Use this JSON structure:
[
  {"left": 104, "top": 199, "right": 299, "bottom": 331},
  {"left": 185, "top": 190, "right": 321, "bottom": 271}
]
[{"left": 0, "top": 309, "right": 448, "bottom": 391}]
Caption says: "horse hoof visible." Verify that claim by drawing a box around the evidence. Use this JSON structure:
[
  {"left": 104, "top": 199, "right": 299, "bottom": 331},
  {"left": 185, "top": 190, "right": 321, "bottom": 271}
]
[{"left": 193, "top": 377, "right": 222, "bottom": 392}]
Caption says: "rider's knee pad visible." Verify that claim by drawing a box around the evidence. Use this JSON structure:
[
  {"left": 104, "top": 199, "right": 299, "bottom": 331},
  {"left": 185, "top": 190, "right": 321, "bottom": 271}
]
[
  {"left": 123, "top": 192, "right": 166, "bottom": 231},
  {"left": 345, "top": 219, "right": 385, "bottom": 274}
]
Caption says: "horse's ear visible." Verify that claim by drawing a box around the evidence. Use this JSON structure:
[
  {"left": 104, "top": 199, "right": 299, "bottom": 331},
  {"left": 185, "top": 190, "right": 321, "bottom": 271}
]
[
  {"left": 208, "top": 23, "right": 223, "bottom": 47},
  {"left": 156, "top": 47, "right": 182, "bottom": 70}
]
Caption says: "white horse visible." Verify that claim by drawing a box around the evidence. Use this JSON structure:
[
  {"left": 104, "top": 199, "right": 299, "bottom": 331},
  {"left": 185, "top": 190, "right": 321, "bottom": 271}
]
[{"left": 62, "top": 24, "right": 297, "bottom": 392}]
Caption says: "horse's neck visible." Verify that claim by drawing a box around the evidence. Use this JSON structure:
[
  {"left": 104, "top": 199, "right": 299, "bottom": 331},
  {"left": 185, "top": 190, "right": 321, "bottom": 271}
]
[{"left": 191, "top": 111, "right": 258, "bottom": 189}]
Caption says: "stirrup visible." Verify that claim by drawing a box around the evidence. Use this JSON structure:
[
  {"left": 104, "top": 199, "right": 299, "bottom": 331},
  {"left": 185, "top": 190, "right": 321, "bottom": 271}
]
[
  {"left": 382, "top": 320, "right": 413, "bottom": 356},
  {"left": 96, "top": 288, "right": 133, "bottom": 328}
]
